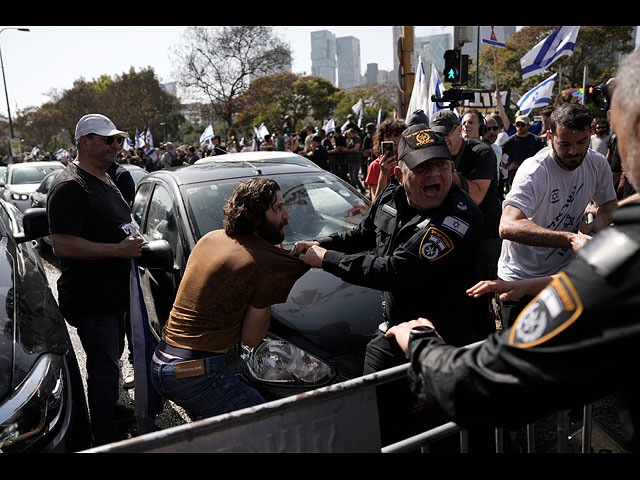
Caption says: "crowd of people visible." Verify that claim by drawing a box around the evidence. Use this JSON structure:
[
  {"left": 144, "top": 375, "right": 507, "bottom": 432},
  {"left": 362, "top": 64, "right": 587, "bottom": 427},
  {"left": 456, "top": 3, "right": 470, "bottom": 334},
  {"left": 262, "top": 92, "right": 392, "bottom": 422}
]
[{"left": 16, "top": 52, "right": 639, "bottom": 451}]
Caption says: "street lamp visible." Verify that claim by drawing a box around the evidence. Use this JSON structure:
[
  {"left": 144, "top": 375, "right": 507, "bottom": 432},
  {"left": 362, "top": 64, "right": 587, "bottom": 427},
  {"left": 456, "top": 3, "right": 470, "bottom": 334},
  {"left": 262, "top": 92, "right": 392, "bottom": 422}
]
[{"left": 0, "top": 27, "right": 30, "bottom": 143}]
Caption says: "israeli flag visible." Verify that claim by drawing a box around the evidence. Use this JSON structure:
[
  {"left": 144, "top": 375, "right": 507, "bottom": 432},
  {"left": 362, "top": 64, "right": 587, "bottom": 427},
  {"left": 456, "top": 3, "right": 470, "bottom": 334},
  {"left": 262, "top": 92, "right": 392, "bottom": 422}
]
[
  {"left": 407, "top": 56, "right": 429, "bottom": 117},
  {"left": 259, "top": 123, "right": 269, "bottom": 139},
  {"left": 480, "top": 26, "right": 506, "bottom": 48},
  {"left": 517, "top": 73, "right": 557, "bottom": 115},
  {"left": 520, "top": 26, "right": 580, "bottom": 79},
  {"left": 123, "top": 137, "right": 132, "bottom": 151},
  {"left": 200, "top": 124, "right": 214, "bottom": 146},
  {"left": 121, "top": 222, "right": 163, "bottom": 434},
  {"left": 427, "top": 63, "right": 446, "bottom": 119},
  {"left": 55, "top": 148, "right": 68, "bottom": 160},
  {"left": 145, "top": 128, "right": 154, "bottom": 148},
  {"left": 352, "top": 98, "right": 364, "bottom": 127},
  {"left": 323, "top": 118, "right": 335, "bottom": 134}
]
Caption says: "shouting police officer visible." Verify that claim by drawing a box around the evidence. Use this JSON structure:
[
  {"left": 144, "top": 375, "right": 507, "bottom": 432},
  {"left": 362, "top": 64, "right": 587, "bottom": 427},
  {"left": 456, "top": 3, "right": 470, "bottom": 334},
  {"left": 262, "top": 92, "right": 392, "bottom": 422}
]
[
  {"left": 293, "top": 124, "right": 493, "bottom": 374},
  {"left": 385, "top": 50, "right": 640, "bottom": 452}
]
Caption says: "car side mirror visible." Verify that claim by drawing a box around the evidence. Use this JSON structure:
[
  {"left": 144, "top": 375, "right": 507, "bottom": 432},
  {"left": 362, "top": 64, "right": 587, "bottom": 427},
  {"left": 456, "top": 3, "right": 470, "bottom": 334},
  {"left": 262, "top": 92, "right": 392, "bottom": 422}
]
[
  {"left": 16, "top": 207, "right": 49, "bottom": 244},
  {"left": 140, "top": 239, "right": 174, "bottom": 271}
]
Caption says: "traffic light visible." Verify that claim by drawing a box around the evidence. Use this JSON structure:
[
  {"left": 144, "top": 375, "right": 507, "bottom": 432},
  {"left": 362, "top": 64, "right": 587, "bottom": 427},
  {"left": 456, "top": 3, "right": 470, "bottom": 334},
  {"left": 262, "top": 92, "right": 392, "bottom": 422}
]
[
  {"left": 584, "top": 84, "right": 595, "bottom": 103},
  {"left": 443, "top": 49, "right": 460, "bottom": 83}
]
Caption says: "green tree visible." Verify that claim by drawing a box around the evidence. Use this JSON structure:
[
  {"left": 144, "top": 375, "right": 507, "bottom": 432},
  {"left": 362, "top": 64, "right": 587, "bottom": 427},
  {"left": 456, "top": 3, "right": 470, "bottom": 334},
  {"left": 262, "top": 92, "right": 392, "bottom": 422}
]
[{"left": 173, "top": 26, "right": 292, "bottom": 130}]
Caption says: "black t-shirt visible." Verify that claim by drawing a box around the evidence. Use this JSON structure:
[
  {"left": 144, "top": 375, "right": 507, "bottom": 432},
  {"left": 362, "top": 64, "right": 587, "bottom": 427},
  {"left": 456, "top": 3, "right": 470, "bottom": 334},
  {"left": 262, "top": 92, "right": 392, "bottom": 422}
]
[
  {"left": 47, "top": 162, "right": 135, "bottom": 321},
  {"left": 454, "top": 138, "right": 502, "bottom": 238},
  {"left": 502, "top": 133, "right": 545, "bottom": 164}
]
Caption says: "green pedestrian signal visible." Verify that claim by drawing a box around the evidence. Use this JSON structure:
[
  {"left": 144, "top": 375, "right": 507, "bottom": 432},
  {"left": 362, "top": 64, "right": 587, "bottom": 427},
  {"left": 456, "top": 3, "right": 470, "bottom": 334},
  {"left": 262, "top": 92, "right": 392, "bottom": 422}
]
[{"left": 443, "top": 49, "right": 460, "bottom": 84}]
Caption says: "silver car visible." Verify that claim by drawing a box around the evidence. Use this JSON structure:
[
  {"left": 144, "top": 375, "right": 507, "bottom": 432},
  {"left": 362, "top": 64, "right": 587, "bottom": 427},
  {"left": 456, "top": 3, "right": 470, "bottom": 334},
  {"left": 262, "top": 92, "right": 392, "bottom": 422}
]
[{"left": 1, "top": 161, "right": 65, "bottom": 212}]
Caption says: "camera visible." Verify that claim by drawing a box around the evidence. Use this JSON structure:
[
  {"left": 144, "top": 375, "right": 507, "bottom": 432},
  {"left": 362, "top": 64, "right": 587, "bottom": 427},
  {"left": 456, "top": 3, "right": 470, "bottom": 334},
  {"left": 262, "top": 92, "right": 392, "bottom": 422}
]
[
  {"left": 431, "top": 87, "right": 475, "bottom": 110},
  {"left": 591, "top": 81, "right": 615, "bottom": 111}
]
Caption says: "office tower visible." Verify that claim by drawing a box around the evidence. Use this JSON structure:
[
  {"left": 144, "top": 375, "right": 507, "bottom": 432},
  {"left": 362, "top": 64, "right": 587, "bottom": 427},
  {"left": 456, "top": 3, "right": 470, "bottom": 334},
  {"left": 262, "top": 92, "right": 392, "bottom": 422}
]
[
  {"left": 311, "top": 30, "right": 337, "bottom": 84},
  {"left": 336, "top": 36, "right": 361, "bottom": 91}
]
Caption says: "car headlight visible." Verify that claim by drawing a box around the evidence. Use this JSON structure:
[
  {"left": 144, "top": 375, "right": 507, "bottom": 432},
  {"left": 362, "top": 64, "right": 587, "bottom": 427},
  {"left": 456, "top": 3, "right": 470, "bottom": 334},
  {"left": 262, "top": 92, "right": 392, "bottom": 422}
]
[
  {"left": 10, "top": 192, "right": 29, "bottom": 201},
  {"left": 0, "top": 354, "right": 67, "bottom": 452},
  {"left": 242, "top": 336, "right": 335, "bottom": 386}
]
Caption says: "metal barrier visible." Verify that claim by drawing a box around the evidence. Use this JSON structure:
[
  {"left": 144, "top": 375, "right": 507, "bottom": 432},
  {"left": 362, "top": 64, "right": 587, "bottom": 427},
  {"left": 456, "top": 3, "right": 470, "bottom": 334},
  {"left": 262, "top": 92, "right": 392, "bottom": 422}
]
[{"left": 82, "top": 353, "right": 599, "bottom": 453}]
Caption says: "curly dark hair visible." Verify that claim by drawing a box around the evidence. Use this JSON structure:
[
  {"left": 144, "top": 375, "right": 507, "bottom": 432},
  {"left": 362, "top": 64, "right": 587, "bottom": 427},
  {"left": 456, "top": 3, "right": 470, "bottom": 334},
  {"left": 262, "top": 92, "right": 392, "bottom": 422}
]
[
  {"left": 223, "top": 178, "right": 281, "bottom": 238},
  {"left": 372, "top": 118, "right": 408, "bottom": 157}
]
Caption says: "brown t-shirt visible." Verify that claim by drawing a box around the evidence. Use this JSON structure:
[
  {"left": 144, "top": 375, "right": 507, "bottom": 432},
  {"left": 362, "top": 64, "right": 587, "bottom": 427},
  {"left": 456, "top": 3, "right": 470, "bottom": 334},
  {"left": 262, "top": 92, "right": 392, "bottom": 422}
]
[{"left": 162, "top": 230, "right": 310, "bottom": 353}]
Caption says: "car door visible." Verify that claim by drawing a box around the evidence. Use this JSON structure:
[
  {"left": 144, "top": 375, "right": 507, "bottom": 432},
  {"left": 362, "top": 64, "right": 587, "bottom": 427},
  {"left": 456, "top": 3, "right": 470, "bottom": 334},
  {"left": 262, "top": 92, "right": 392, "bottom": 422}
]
[{"left": 133, "top": 180, "right": 185, "bottom": 341}]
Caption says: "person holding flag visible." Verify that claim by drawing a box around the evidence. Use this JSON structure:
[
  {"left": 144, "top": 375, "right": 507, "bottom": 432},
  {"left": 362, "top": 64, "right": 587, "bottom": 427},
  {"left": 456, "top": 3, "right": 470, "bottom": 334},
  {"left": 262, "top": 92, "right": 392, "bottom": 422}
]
[{"left": 47, "top": 113, "right": 145, "bottom": 446}]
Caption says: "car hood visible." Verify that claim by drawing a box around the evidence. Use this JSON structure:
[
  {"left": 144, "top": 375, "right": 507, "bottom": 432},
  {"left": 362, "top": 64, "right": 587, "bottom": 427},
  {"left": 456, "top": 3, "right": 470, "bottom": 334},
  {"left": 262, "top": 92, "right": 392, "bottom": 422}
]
[
  {"left": 5, "top": 184, "right": 39, "bottom": 194},
  {"left": 270, "top": 269, "right": 383, "bottom": 359},
  {"left": 0, "top": 238, "right": 70, "bottom": 402}
]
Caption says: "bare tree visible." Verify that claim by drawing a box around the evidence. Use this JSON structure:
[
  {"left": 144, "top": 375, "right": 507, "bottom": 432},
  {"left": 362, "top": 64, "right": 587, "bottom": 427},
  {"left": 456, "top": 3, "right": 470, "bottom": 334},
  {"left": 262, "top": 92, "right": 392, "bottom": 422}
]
[{"left": 173, "top": 26, "right": 292, "bottom": 128}]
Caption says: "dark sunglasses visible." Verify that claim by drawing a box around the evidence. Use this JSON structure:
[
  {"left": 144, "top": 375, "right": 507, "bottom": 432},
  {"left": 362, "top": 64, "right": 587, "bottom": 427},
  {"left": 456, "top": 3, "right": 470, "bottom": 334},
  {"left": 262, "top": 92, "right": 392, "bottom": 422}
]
[
  {"left": 88, "top": 133, "right": 125, "bottom": 146},
  {"left": 487, "top": 126, "right": 500, "bottom": 131}
]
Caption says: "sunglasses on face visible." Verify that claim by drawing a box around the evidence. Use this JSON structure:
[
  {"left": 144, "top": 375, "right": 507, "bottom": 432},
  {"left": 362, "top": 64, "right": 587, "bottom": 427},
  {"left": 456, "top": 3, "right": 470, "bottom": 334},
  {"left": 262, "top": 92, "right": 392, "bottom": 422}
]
[
  {"left": 487, "top": 126, "right": 499, "bottom": 131},
  {"left": 88, "top": 134, "right": 125, "bottom": 146}
]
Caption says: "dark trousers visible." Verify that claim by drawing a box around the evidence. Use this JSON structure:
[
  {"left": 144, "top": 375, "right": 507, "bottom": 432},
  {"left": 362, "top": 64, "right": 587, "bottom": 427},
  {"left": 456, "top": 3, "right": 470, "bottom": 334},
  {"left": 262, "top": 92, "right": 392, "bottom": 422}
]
[
  {"left": 500, "top": 295, "right": 535, "bottom": 330},
  {"left": 76, "top": 311, "right": 126, "bottom": 446}
]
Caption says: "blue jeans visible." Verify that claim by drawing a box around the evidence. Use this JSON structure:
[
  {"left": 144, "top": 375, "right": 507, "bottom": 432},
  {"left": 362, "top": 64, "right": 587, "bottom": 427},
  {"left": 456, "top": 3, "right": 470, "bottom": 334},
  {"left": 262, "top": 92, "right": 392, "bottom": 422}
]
[
  {"left": 150, "top": 354, "right": 265, "bottom": 420},
  {"left": 76, "top": 311, "right": 126, "bottom": 445}
]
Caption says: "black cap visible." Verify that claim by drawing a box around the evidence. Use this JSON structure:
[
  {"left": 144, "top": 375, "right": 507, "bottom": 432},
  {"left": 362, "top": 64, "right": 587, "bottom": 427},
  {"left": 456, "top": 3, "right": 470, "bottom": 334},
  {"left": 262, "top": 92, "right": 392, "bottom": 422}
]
[
  {"left": 430, "top": 110, "right": 460, "bottom": 134},
  {"left": 406, "top": 109, "right": 430, "bottom": 127},
  {"left": 398, "top": 124, "right": 451, "bottom": 170}
]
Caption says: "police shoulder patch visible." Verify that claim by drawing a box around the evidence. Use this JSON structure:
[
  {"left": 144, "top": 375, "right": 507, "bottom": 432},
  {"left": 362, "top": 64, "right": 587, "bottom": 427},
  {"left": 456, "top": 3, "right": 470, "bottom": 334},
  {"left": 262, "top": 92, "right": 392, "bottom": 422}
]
[
  {"left": 508, "top": 272, "right": 584, "bottom": 348},
  {"left": 418, "top": 227, "right": 454, "bottom": 261},
  {"left": 442, "top": 216, "right": 469, "bottom": 237}
]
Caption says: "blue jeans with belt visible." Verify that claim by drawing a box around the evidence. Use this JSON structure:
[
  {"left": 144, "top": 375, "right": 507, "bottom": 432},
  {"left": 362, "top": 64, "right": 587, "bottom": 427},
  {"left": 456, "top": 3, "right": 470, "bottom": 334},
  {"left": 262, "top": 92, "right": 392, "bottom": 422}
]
[{"left": 150, "top": 344, "right": 265, "bottom": 420}]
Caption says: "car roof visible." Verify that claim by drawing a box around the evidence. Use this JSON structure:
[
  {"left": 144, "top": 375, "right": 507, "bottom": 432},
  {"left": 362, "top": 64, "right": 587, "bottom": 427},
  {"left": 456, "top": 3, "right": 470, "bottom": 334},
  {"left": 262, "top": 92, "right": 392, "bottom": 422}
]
[
  {"left": 8, "top": 161, "right": 65, "bottom": 169},
  {"left": 145, "top": 160, "right": 326, "bottom": 187},
  {"left": 195, "top": 151, "right": 319, "bottom": 168}
]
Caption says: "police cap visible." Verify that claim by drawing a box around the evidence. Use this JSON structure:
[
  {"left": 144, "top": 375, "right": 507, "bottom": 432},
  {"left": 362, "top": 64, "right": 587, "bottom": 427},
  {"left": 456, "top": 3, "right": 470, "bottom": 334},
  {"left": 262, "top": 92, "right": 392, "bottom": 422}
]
[{"left": 397, "top": 123, "right": 451, "bottom": 170}]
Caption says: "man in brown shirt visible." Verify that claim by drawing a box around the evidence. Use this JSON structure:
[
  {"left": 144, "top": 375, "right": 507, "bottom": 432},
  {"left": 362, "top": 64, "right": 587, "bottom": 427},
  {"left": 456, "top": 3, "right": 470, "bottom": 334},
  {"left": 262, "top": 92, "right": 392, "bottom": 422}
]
[{"left": 150, "top": 178, "right": 309, "bottom": 420}]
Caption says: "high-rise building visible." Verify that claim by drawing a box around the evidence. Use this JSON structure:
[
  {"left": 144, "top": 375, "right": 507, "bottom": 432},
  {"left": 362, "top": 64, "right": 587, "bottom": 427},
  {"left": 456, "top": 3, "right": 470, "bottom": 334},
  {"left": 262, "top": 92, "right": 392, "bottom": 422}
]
[
  {"left": 336, "top": 36, "right": 361, "bottom": 91},
  {"left": 311, "top": 30, "right": 337, "bottom": 84}
]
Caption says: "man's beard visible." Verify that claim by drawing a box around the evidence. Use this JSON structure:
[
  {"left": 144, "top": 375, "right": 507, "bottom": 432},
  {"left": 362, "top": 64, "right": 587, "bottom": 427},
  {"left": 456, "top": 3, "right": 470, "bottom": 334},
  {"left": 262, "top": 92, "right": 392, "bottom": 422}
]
[
  {"left": 257, "top": 219, "right": 287, "bottom": 245},
  {"left": 552, "top": 145, "right": 587, "bottom": 171}
]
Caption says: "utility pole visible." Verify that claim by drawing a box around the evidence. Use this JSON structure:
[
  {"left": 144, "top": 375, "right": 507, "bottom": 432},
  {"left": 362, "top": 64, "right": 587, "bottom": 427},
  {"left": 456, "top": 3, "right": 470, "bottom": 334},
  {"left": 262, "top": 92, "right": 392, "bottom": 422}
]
[{"left": 397, "top": 26, "right": 414, "bottom": 118}]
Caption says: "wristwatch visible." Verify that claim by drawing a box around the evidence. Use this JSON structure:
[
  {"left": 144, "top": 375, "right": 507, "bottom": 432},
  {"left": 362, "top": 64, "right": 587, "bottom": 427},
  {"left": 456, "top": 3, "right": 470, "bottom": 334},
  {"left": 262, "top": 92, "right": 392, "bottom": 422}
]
[{"left": 409, "top": 325, "right": 438, "bottom": 339}]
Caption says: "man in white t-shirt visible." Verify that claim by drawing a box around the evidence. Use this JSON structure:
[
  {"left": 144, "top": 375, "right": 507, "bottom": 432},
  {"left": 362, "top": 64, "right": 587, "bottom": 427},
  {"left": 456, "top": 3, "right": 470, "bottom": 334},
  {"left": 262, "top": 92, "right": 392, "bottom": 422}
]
[{"left": 497, "top": 103, "right": 618, "bottom": 327}]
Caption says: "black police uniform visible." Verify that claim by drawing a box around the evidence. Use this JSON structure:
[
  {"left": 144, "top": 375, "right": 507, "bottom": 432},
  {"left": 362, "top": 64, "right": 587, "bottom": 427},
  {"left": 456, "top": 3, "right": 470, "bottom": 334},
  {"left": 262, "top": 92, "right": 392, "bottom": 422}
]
[
  {"left": 317, "top": 179, "right": 493, "bottom": 373},
  {"left": 406, "top": 200, "right": 640, "bottom": 450}
]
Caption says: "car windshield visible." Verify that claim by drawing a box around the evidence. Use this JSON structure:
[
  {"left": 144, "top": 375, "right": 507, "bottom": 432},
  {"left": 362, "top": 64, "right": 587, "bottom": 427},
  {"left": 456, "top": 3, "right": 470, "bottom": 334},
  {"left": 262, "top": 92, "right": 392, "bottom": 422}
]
[
  {"left": 183, "top": 172, "right": 371, "bottom": 249},
  {"left": 10, "top": 165, "right": 63, "bottom": 185}
]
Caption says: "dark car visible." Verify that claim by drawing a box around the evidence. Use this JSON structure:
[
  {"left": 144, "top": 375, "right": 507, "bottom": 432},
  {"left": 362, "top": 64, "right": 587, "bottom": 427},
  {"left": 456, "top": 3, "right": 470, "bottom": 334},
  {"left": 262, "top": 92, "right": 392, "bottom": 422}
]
[
  {"left": 120, "top": 163, "right": 148, "bottom": 188},
  {"left": 131, "top": 160, "right": 382, "bottom": 399},
  {"left": 0, "top": 204, "right": 91, "bottom": 452}
]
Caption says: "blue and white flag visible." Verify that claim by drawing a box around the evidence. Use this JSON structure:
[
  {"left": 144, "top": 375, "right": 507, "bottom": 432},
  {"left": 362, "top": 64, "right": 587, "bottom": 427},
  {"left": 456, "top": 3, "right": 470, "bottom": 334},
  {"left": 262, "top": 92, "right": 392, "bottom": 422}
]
[
  {"left": 123, "top": 137, "right": 132, "bottom": 151},
  {"left": 258, "top": 123, "right": 269, "bottom": 140},
  {"left": 407, "top": 56, "right": 429, "bottom": 117},
  {"left": 145, "top": 128, "right": 154, "bottom": 148},
  {"left": 323, "top": 118, "right": 335, "bottom": 134},
  {"left": 480, "top": 26, "right": 506, "bottom": 48},
  {"left": 352, "top": 98, "right": 364, "bottom": 127},
  {"left": 120, "top": 222, "right": 163, "bottom": 434},
  {"left": 520, "top": 26, "right": 580, "bottom": 79},
  {"left": 517, "top": 73, "right": 557, "bottom": 115},
  {"left": 55, "top": 148, "right": 68, "bottom": 160},
  {"left": 200, "top": 124, "right": 214, "bottom": 146},
  {"left": 427, "top": 63, "right": 446, "bottom": 120},
  {"left": 252, "top": 126, "right": 261, "bottom": 151}
]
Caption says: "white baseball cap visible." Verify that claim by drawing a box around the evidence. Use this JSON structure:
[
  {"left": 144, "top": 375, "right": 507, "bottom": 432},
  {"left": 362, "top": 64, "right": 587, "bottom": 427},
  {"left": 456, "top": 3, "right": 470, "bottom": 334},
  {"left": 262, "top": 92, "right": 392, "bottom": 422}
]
[{"left": 75, "top": 114, "right": 129, "bottom": 141}]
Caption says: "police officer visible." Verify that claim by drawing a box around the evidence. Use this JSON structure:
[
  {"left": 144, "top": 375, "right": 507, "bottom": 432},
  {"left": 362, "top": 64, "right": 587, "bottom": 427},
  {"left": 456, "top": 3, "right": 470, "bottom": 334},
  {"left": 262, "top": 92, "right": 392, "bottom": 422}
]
[
  {"left": 293, "top": 124, "right": 494, "bottom": 374},
  {"left": 384, "top": 49, "right": 640, "bottom": 452}
]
